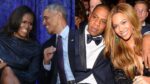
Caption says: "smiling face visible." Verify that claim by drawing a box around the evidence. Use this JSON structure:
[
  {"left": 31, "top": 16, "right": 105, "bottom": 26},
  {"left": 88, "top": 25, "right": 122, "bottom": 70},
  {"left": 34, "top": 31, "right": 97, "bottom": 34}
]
[
  {"left": 112, "top": 13, "right": 134, "bottom": 41},
  {"left": 14, "top": 13, "right": 33, "bottom": 39},
  {"left": 43, "top": 9, "right": 59, "bottom": 34},
  {"left": 88, "top": 6, "right": 109, "bottom": 37}
]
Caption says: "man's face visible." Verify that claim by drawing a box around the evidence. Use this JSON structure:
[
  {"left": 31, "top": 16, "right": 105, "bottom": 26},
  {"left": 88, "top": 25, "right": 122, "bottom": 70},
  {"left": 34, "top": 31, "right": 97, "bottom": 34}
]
[
  {"left": 88, "top": 7, "right": 109, "bottom": 37},
  {"left": 134, "top": 3, "right": 148, "bottom": 23},
  {"left": 90, "top": 0, "right": 102, "bottom": 13},
  {"left": 43, "top": 9, "right": 59, "bottom": 34},
  {"left": 83, "top": 1, "right": 89, "bottom": 10}
]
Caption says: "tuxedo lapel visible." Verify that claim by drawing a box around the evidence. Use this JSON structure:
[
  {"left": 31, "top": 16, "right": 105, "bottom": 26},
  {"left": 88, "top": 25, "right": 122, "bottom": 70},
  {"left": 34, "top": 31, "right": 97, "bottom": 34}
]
[
  {"left": 78, "top": 26, "right": 87, "bottom": 70},
  {"left": 93, "top": 49, "right": 105, "bottom": 68},
  {"left": 68, "top": 29, "right": 76, "bottom": 72}
]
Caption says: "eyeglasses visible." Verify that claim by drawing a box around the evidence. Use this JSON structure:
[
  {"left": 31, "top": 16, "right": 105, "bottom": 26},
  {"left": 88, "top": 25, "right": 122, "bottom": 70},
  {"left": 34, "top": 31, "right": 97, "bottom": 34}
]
[{"left": 135, "top": 9, "right": 147, "bottom": 14}]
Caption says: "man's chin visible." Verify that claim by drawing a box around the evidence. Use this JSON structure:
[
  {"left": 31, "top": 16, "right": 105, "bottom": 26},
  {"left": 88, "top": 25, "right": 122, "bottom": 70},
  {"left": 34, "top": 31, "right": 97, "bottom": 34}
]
[
  {"left": 91, "top": 33, "right": 102, "bottom": 37},
  {"left": 89, "top": 32, "right": 97, "bottom": 37},
  {"left": 47, "top": 31, "right": 54, "bottom": 34}
]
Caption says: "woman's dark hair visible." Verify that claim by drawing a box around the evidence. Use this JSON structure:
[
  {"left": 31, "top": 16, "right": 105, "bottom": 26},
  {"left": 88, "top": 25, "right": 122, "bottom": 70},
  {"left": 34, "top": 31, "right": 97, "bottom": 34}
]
[
  {"left": 75, "top": 0, "right": 87, "bottom": 20},
  {"left": 2, "top": 5, "right": 36, "bottom": 41}
]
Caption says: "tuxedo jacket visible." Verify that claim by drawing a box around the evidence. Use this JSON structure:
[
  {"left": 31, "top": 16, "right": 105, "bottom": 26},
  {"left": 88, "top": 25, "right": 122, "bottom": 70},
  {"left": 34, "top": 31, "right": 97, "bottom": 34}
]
[
  {"left": 38, "top": 29, "right": 76, "bottom": 84},
  {"left": 74, "top": 24, "right": 115, "bottom": 84},
  {"left": 142, "top": 23, "right": 150, "bottom": 35}
]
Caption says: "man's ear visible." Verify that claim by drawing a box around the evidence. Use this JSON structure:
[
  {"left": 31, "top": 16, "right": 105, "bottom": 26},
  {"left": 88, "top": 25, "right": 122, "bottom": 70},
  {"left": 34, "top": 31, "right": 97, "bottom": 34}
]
[
  {"left": 57, "top": 12, "right": 62, "bottom": 18},
  {"left": 146, "top": 11, "right": 149, "bottom": 18}
]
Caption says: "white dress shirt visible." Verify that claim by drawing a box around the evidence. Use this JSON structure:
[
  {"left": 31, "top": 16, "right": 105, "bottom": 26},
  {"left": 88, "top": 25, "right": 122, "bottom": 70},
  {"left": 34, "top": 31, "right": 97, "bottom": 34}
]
[{"left": 79, "top": 25, "right": 105, "bottom": 84}]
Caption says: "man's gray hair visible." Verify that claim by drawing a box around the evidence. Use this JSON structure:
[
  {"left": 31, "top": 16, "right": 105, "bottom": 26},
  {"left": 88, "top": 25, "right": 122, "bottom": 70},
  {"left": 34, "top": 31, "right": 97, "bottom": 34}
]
[{"left": 45, "top": 3, "right": 67, "bottom": 21}]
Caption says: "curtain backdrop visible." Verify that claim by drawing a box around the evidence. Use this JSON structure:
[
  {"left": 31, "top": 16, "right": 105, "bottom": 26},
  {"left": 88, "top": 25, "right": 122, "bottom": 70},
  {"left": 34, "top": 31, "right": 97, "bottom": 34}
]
[{"left": 0, "top": 0, "right": 75, "bottom": 44}]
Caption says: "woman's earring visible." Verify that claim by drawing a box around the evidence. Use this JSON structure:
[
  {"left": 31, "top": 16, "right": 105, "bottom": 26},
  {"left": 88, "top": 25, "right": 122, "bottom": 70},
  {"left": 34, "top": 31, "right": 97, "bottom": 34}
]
[{"left": 115, "top": 35, "right": 119, "bottom": 43}]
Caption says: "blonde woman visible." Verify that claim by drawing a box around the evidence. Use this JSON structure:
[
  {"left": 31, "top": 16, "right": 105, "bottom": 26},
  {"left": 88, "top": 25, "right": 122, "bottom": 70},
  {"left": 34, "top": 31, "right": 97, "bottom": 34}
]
[{"left": 104, "top": 3, "right": 150, "bottom": 84}]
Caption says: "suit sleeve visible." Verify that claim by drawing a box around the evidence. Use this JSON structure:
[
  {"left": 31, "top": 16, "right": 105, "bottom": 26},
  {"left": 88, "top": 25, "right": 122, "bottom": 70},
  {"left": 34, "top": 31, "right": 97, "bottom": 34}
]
[{"left": 38, "top": 36, "right": 57, "bottom": 84}]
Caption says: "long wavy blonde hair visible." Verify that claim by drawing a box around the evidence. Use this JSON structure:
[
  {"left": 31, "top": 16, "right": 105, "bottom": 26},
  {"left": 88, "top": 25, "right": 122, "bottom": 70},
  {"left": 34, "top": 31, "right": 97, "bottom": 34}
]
[{"left": 104, "top": 3, "right": 142, "bottom": 78}]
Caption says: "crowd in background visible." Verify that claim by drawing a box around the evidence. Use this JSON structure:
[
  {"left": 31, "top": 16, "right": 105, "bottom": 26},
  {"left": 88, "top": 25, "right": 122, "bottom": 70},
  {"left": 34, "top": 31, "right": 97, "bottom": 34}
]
[{"left": 75, "top": 0, "right": 150, "bottom": 29}]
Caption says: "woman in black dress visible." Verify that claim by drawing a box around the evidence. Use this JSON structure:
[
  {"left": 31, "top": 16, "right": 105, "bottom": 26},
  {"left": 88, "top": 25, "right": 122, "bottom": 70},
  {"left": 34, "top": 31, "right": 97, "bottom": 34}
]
[
  {"left": 0, "top": 6, "right": 41, "bottom": 84},
  {"left": 104, "top": 3, "right": 150, "bottom": 84}
]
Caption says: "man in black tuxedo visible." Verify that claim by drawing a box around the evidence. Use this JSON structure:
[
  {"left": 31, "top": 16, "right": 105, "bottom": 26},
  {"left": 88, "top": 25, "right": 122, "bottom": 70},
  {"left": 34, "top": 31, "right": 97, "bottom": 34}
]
[
  {"left": 38, "top": 3, "right": 76, "bottom": 84},
  {"left": 74, "top": 4, "right": 115, "bottom": 84}
]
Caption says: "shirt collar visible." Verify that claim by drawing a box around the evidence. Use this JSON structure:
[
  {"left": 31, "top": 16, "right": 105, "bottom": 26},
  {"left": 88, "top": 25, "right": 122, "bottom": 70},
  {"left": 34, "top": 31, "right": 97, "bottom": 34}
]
[
  {"left": 142, "top": 22, "right": 146, "bottom": 26},
  {"left": 58, "top": 25, "right": 69, "bottom": 39},
  {"left": 85, "top": 25, "right": 89, "bottom": 35}
]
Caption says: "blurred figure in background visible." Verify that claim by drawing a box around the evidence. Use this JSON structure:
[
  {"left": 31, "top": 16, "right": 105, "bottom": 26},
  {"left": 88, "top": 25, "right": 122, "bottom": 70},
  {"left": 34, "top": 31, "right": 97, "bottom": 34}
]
[
  {"left": 134, "top": 0, "right": 150, "bottom": 78},
  {"left": 81, "top": 0, "right": 90, "bottom": 16},
  {"left": 75, "top": 0, "right": 87, "bottom": 29},
  {"left": 134, "top": 0, "right": 150, "bottom": 35},
  {"left": 89, "top": 0, "right": 102, "bottom": 13}
]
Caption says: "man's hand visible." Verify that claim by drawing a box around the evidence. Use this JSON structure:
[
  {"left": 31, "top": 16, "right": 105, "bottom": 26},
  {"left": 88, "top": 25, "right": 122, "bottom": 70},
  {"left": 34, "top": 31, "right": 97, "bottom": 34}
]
[
  {"left": 0, "top": 58, "right": 7, "bottom": 69},
  {"left": 43, "top": 46, "right": 56, "bottom": 64},
  {"left": 143, "top": 34, "right": 150, "bottom": 68}
]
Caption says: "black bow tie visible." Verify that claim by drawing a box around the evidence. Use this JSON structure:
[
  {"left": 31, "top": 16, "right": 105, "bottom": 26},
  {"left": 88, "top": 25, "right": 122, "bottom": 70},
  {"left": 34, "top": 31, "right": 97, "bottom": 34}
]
[{"left": 87, "top": 34, "right": 102, "bottom": 45}]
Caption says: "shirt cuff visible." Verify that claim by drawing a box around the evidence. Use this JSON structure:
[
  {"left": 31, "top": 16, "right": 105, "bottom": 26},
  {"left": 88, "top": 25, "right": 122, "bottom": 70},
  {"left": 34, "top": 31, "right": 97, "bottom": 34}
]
[{"left": 43, "top": 61, "right": 51, "bottom": 71}]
